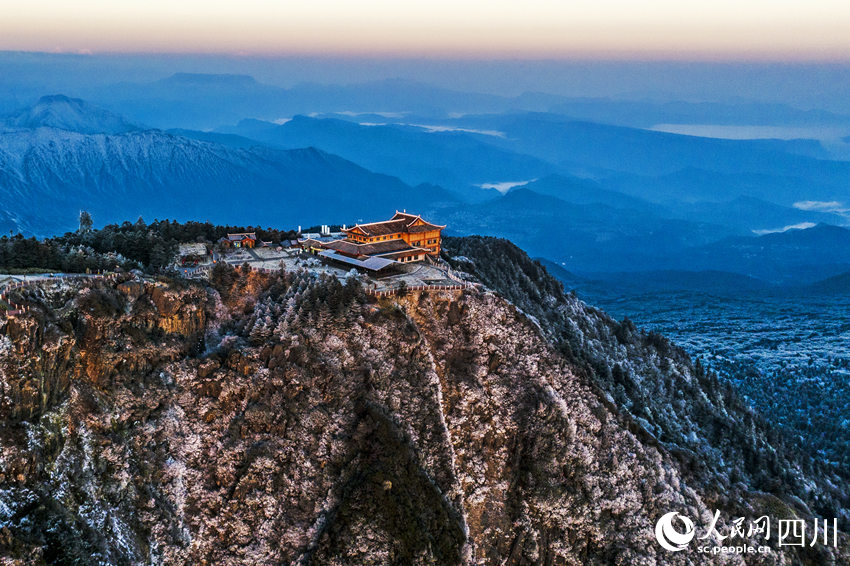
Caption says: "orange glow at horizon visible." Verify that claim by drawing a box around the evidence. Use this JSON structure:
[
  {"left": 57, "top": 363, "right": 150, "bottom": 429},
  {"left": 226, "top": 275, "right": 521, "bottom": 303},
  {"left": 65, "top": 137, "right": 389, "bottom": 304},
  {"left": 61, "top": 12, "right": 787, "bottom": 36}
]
[{"left": 2, "top": 0, "right": 850, "bottom": 61}]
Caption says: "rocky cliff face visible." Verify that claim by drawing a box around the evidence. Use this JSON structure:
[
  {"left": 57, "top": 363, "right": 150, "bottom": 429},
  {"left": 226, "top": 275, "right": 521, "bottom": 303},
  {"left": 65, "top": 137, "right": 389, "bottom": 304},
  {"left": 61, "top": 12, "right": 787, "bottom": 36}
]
[
  {"left": 0, "top": 260, "right": 848, "bottom": 565},
  {"left": 443, "top": 237, "right": 850, "bottom": 520}
]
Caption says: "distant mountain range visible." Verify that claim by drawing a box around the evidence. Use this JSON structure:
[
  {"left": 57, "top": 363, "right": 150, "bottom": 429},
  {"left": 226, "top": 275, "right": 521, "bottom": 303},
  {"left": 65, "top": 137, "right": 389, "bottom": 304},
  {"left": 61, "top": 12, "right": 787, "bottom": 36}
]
[
  {"left": 546, "top": 97, "right": 850, "bottom": 129},
  {"left": 436, "top": 187, "right": 732, "bottom": 269},
  {"left": 447, "top": 113, "right": 850, "bottom": 202},
  {"left": 536, "top": 258, "right": 774, "bottom": 295},
  {"left": 538, "top": 224, "right": 850, "bottom": 288},
  {"left": 678, "top": 223, "right": 850, "bottom": 283},
  {"left": 50, "top": 71, "right": 850, "bottom": 132},
  {"left": 804, "top": 270, "right": 850, "bottom": 294},
  {"left": 80, "top": 75, "right": 517, "bottom": 130},
  {"left": 436, "top": 186, "right": 850, "bottom": 283},
  {"left": 511, "top": 174, "right": 658, "bottom": 212},
  {"left": 1, "top": 92, "right": 849, "bottom": 289},
  {"left": 0, "top": 96, "right": 454, "bottom": 236},
  {"left": 216, "top": 111, "right": 850, "bottom": 215},
  {"left": 216, "top": 115, "right": 555, "bottom": 201}
]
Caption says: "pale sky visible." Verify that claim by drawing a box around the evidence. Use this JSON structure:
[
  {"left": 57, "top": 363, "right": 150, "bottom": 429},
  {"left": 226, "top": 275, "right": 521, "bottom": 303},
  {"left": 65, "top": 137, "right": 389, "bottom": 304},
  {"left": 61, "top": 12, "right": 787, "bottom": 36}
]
[{"left": 2, "top": 0, "right": 850, "bottom": 60}]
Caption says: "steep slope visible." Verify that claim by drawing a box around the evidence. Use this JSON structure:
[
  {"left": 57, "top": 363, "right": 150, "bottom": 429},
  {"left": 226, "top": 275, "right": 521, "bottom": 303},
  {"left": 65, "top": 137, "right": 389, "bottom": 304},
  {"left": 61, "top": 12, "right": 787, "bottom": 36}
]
[
  {"left": 0, "top": 127, "right": 455, "bottom": 236},
  {"left": 443, "top": 236, "right": 850, "bottom": 525},
  {"left": 0, "top": 252, "right": 847, "bottom": 564}
]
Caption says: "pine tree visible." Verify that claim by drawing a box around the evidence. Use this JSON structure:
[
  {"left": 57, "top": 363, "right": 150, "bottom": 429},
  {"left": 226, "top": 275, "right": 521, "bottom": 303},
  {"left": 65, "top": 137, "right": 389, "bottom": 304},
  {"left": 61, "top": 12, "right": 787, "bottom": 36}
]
[
  {"left": 249, "top": 318, "right": 271, "bottom": 345},
  {"left": 79, "top": 210, "right": 93, "bottom": 233}
]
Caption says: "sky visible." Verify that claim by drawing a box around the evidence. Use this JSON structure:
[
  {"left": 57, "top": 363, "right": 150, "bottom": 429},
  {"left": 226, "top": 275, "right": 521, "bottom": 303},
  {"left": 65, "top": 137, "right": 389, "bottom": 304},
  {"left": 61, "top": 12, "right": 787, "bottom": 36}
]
[{"left": 2, "top": 0, "right": 850, "bottom": 60}]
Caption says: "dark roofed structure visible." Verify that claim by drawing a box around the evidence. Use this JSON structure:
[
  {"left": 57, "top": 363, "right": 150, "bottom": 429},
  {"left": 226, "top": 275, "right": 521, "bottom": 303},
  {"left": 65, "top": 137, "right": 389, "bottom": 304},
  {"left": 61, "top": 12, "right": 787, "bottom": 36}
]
[
  {"left": 344, "top": 212, "right": 445, "bottom": 238},
  {"left": 298, "top": 238, "right": 328, "bottom": 252},
  {"left": 218, "top": 232, "right": 257, "bottom": 248},
  {"left": 342, "top": 211, "right": 445, "bottom": 258}
]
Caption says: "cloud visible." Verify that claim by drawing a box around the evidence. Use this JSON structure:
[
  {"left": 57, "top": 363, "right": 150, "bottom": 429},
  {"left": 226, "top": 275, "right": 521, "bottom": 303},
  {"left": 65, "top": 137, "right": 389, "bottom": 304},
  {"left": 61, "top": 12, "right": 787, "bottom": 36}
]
[
  {"left": 793, "top": 200, "right": 846, "bottom": 212},
  {"left": 356, "top": 121, "right": 506, "bottom": 138},
  {"left": 411, "top": 124, "right": 505, "bottom": 137},
  {"left": 752, "top": 222, "right": 816, "bottom": 235},
  {"left": 476, "top": 180, "right": 536, "bottom": 194},
  {"left": 336, "top": 111, "right": 407, "bottom": 118}
]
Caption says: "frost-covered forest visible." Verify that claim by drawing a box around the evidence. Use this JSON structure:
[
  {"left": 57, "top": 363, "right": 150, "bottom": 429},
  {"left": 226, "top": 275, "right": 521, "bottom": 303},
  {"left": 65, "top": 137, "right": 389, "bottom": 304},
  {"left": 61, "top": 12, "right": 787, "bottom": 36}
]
[{"left": 585, "top": 288, "right": 850, "bottom": 470}]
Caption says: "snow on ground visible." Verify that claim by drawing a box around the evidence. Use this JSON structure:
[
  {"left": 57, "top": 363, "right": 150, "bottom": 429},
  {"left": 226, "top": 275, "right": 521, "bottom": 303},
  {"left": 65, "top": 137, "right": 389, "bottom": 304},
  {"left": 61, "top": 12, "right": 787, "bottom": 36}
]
[{"left": 214, "top": 247, "right": 458, "bottom": 291}]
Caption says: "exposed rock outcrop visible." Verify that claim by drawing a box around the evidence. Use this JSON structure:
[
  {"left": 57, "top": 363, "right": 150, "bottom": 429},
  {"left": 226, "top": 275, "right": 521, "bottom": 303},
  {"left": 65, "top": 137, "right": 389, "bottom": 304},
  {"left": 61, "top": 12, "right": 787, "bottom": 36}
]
[{"left": 0, "top": 263, "right": 846, "bottom": 565}]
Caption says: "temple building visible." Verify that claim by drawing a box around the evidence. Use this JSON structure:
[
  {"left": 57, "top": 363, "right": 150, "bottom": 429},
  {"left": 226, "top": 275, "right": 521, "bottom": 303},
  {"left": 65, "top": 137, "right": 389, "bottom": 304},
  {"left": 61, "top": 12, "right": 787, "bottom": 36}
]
[
  {"left": 340, "top": 212, "right": 444, "bottom": 259},
  {"left": 218, "top": 232, "right": 257, "bottom": 249},
  {"left": 302, "top": 212, "right": 445, "bottom": 271}
]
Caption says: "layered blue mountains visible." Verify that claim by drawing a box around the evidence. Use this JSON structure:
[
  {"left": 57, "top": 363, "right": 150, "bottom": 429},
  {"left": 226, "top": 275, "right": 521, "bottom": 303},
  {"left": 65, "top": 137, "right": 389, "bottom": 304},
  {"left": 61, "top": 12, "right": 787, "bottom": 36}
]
[{"left": 2, "top": 74, "right": 850, "bottom": 290}]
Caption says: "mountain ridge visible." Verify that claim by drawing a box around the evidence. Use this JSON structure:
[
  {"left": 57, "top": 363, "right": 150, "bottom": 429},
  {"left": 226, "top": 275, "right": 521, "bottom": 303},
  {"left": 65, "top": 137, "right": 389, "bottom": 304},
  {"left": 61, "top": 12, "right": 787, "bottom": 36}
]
[
  {"left": 2, "top": 94, "right": 141, "bottom": 135},
  {"left": 220, "top": 114, "right": 557, "bottom": 200},
  {"left": 0, "top": 239, "right": 847, "bottom": 563},
  {"left": 0, "top": 125, "right": 456, "bottom": 236}
]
